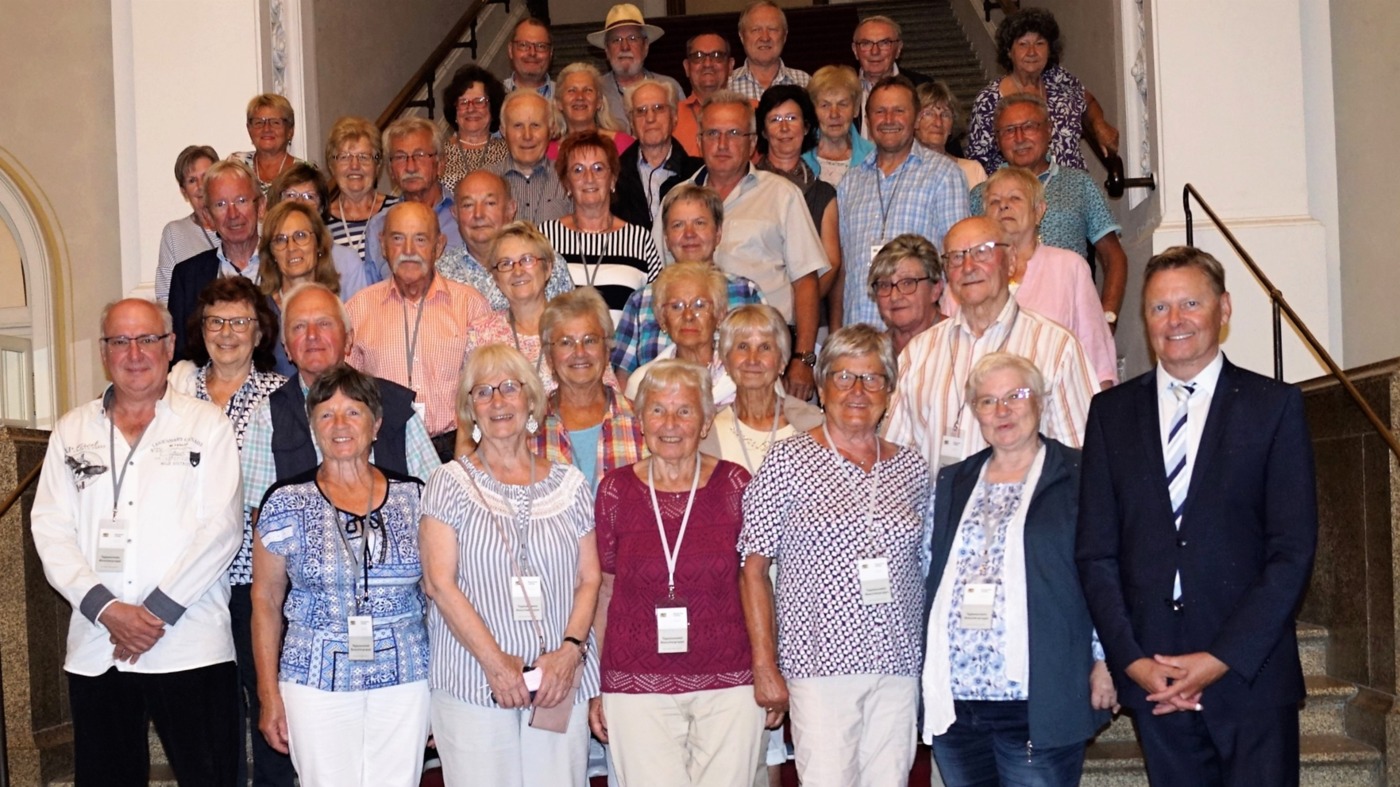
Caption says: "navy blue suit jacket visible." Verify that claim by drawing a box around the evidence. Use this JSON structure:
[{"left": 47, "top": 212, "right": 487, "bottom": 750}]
[
  {"left": 166, "top": 249, "right": 220, "bottom": 363},
  {"left": 927, "top": 437, "right": 1109, "bottom": 748},
  {"left": 1075, "top": 358, "right": 1317, "bottom": 711}
]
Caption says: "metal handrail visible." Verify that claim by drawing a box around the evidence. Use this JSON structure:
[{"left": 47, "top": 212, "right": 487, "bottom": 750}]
[
  {"left": 1182, "top": 183, "right": 1400, "bottom": 463},
  {"left": 375, "top": 0, "right": 497, "bottom": 129}
]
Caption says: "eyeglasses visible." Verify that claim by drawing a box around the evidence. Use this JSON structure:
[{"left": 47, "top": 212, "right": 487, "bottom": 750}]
[
  {"left": 972, "top": 387, "right": 1035, "bottom": 414},
  {"left": 470, "top": 379, "right": 525, "bottom": 402},
  {"left": 828, "top": 370, "right": 888, "bottom": 392},
  {"left": 271, "top": 229, "right": 315, "bottom": 250},
  {"left": 511, "top": 41, "right": 552, "bottom": 53},
  {"left": 942, "top": 241, "right": 1008, "bottom": 267},
  {"left": 493, "top": 253, "right": 543, "bottom": 272},
  {"left": 918, "top": 107, "right": 953, "bottom": 121},
  {"left": 389, "top": 151, "right": 438, "bottom": 165},
  {"left": 700, "top": 129, "right": 756, "bottom": 142},
  {"left": 632, "top": 102, "right": 670, "bottom": 117},
  {"left": 871, "top": 276, "right": 932, "bottom": 296},
  {"left": 456, "top": 96, "right": 490, "bottom": 108},
  {"left": 765, "top": 113, "right": 801, "bottom": 126},
  {"left": 203, "top": 316, "right": 256, "bottom": 333},
  {"left": 552, "top": 334, "right": 604, "bottom": 352},
  {"left": 686, "top": 50, "right": 729, "bottom": 63},
  {"left": 249, "top": 117, "right": 288, "bottom": 130},
  {"left": 661, "top": 297, "right": 713, "bottom": 316},
  {"left": 996, "top": 120, "right": 1044, "bottom": 140},
  {"left": 332, "top": 152, "right": 378, "bottom": 166},
  {"left": 607, "top": 33, "right": 645, "bottom": 46},
  {"left": 569, "top": 162, "right": 610, "bottom": 177},
  {"left": 853, "top": 38, "right": 898, "bottom": 52},
  {"left": 280, "top": 189, "right": 319, "bottom": 203},
  {"left": 101, "top": 333, "right": 170, "bottom": 351},
  {"left": 209, "top": 195, "right": 254, "bottom": 212}
]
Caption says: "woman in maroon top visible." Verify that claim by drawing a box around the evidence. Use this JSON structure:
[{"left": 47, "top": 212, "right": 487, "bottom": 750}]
[{"left": 589, "top": 359, "right": 770, "bottom": 786}]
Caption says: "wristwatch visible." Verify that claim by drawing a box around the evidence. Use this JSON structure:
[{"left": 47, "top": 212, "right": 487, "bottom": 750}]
[
  {"left": 563, "top": 635, "right": 587, "bottom": 662},
  {"left": 798, "top": 351, "right": 817, "bottom": 368}
]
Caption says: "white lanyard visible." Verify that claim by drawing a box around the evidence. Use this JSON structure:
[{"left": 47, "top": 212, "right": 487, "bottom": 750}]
[
  {"left": 647, "top": 457, "right": 701, "bottom": 600},
  {"left": 400, "top": 290, "right": 427, "bottom": 388},
  {"left": 732, "top": 397, "right": 782, "bottom": 473},
  {"left": 820, "top": 422, "right": 883, "bottom": 554}
]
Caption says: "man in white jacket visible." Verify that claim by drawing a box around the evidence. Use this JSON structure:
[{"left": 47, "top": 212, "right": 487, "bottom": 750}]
[{"left": 32, "top": 298, "right": 243, "bottom": 786}]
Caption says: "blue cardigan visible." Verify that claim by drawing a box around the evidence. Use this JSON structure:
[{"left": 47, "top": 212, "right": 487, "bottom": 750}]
[
  {"left": 802, "top": 126, "right": 875, "bottom": 176},
  {"left": 924, "top": 437, "right": 1109, "bottom": 749}
]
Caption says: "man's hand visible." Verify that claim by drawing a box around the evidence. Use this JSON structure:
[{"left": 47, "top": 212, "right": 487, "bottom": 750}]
[
  {"left": 1090, "top": 659, "right": 1120, "bottom": 713},
  {"left": 100, "top": 602, "right": 165, "bottom": 660},
  {"left": 783, "top": 360, "right": 815, "bottom": 402},
  {"left": 1146, "top": 652, "right": 1229, "bottom": 714}
]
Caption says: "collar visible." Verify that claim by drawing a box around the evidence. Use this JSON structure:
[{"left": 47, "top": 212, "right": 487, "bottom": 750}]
[
  {"left": 1156, "top": 351, "right": 1224, "bottom": 400},
  {"left": 862, "top": 140, "right": 929, "bottom": 173},
  {"left": 951, "top": 293, "right": 1019, "bottom": 337},
  {"left": 101, "top": 383, "right": 172, "bottom": 418},
  {"left": 380, "top": 270, "right": 451, "bottom": 305},
  {"left": 637, "top": 142, "right": 676, "bottom": 172},
  {"left": 216, "top": 245, "right": 259, "bottom": 275},
  {"left": 694, "top": 162, "right": 758, "bottom": 192},
  {"left": 507, "top": 156, "right": 551, "bottom": 177},
  {"left": 860, "top": 62, "right": 900, "bottom": 89}
]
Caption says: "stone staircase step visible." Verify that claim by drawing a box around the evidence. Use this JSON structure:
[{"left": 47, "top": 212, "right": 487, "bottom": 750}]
[
  {"left": 1298, "top": 620, "right": 1328, "bottom": 676},
  {"left": 1082, "top": 734, "right": 1382, "bottom": 787},
  {"left": 1301, "top": 674, "right": 1356, "bottom": 737}
]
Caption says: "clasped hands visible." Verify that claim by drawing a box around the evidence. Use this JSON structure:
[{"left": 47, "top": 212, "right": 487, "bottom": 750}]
[
  {"left": 99, "top": 601, "right": 166, "bottom": 664},
  {"left": 1125, "top": 652, "right": 1229, "bottom": 715}
]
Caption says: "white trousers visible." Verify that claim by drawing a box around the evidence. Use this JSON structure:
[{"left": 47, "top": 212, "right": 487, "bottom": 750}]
[
  {"left": 788, "top": 674, "right": 919, "bottom": 787},
  {"left": 603, "top": 685, "right": 767, "bottom": 787},
  {"left": 280, "top": 679, "right": 430, "bottom": 787},
  {"left": 430, "top": 689, "right": 590, "bottom": 787}
]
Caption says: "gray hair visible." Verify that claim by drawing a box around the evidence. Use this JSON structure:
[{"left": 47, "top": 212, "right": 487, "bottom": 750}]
[
  {"left": 717, "top": 304, "right": 791, "bottom": 367},
  {"left": 739, "top": 0, "right": 788, "bottom": 33},
  {"left": 456, "top": 343, "right": 547, "bottom": 433},
  {"left": 556, "top": 62, "right": 623, "bottom": 133},
  {"left": 993, "top": 93, "right": 1049, "bottom": 127},
  {"left": 202, "top": 159, "right": 260, "bottom": 206},
  {"left": 100, "top": 298, "right": 173, "bottom": 336},
  {"left": 868, "top": 233, "right": 942, "bottom": 292},
  {"left": 501, "top": 89, "right": 560, "bottom": 138},
  {"left": 624, "top": 78, "right": 679, "bottom": 115},
  {"left": 964, "top": 351, "right": 1048, "bottom": 402},
  {"left": 634, "top": 358, "right": 717, "bottom": 425},
  {"left": 700, "top": 89, "right": 757, "bottom": 133},
  {"left": 653, "top": 262, "right": 730, "bottom": 326},
  {"left": 855, "top": 15, "right": 903, "bottom": 42},
  {"left": 382, "top": 115, "right": 443, "bottom": 158},
  {"left": 541, "top": 287, "right": 615, "bottom": 349},
  {"left": 815, "top": 324, "right": 898, "bottom": 395}
]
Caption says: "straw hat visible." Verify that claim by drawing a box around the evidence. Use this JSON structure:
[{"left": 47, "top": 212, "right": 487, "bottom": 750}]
[{"left": 586, "top": 3, "right": 665, "bottom": 49}]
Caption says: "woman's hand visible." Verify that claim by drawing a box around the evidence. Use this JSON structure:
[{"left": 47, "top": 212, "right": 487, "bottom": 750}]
[
  {"left": 483, "top": 649, "right": 530, "bottom": 709},
  {"left": 753, "top": 663, "right": 790, "bottom": 728},
  {"left": 258, "top": 687, "right": 291, "bottom": 755},
  {"left": 1090, "top": 659, "right": 1120, "bottom": 713},
  {"left": 531, "top": 645, "right": 580, "bottom": 709},
  {"left": 588, "top": 696, "right": 609, "bottom": 743}
]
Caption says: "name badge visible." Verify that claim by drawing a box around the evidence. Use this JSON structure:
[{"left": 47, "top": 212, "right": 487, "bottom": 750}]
[
  {"left": 857, "top": 558, "right": 893, "bottom": 605},
  {"left": 656, "top": 605, "right": 689, "bottom": 653},
  {"left": 347, "top": 614, "right": 375, "bottom": 661},
  {"left": 511, "top": 576, "right": 544, "bottom": 621},
  {"left": 411, "top": 400, "right": 427, "bottom": 421},
  {"left": 97, "top": 519, "right": 128, "bottom": 573},
  {"left": 939, "top": 432, "right": 965, "bottom": 468},
  {"left": 960, "top": 583, "right": 996, "bottom": 629},
  {"left": 870, "top": 244, "right": 885, "bottom": 265}
]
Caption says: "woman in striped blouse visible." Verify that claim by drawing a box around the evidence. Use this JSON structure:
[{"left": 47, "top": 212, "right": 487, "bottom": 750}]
[{"left": 420, "top": 344, "right": 601, "bottom": 786}]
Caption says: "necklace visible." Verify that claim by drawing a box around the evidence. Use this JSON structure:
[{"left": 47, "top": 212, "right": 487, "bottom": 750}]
[
  {"left": 508, "top": 311, "right": 545, "bottom": 374},
  {"left": 732, "top": 396, "right": 783, "bottom": 473}
]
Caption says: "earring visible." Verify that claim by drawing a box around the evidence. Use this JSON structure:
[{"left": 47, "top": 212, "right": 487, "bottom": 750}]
[
  {"left": 526, "top": 414, "right": 539, "bottom": 434},
  {"left": 471, "top": 423, "right": 482, "bottom": 443}
]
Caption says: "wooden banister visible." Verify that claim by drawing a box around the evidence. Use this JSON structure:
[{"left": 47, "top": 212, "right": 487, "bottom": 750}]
[{"left": 376, "top": 0, "right": 494, "bottom": 130}]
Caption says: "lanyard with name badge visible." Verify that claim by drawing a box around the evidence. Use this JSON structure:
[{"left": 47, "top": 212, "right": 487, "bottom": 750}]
[
  {"left": 100, "top": 417, "right": 150, "bottom": 573},
  {"left": 869, "top": 165, "right": 909, "bottom": 266},
  {"left": 332, "top": 481, "right": 380, "bottom": 660},
  {"left": 473, "top": 451, "right": 546, "bottom": 637},
  {"left": 820, "top": 422, "right": 890, "bottom": 605},
  {"left": 648, "top": 457, "right": 701, "bottom": 654},
  {"left": 940, "top": 308, "right": 1022, "bottom": 468}
]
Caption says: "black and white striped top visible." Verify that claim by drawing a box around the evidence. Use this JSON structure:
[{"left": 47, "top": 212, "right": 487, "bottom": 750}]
[
  {"left": 420, "top": 459, "right": 601, "bottom": 707},
  {"left": 325, "top": 195, "right": 400, "bottom": 262},
  {"left": 538, "top": 221, "right": 662, "bottom": 325}
]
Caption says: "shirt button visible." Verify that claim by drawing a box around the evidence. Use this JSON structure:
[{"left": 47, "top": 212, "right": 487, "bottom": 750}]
[{"left": 1177, "top": 538, "right": 1187, "bottom": 548}]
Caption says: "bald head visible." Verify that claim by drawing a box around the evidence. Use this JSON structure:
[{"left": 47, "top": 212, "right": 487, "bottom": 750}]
[{"left": 455, "top": 170, "right": 518, "bottom": 257}]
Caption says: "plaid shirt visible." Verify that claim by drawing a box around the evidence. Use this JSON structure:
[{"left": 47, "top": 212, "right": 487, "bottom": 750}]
[
  {"left": 531, "top": 385, "right": 644, "bottom": 475},
  {"left": 610, "top": 273, "right": 765, "bottom": 373},
  {"left": 728, "top": 61, "right": 811, "bottom": 102},
  {"left": 436, "top": 245, "right": 575, "bottom": 312},
  {"left": 836, "top": 142, "right": 969, "bottom": 328},
  {"left": 241, "top": 378, "right": 442, "bottom": 509}
]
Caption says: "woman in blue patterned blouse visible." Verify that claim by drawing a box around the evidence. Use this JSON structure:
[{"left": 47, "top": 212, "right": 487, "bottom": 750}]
[
  {"left": 251, "top": 364, "right": 430, "bottom": 786},
  {"left": 922, "top": 352, "right": 1115, "bottom": 785}
]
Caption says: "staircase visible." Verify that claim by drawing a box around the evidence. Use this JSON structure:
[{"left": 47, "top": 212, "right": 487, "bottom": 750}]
[{"left": 1081, "top": 621, "right": 1384, "bottom": 786}]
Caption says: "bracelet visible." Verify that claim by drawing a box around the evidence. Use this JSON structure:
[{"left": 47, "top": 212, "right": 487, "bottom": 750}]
[{"left": 563, "top": 635, "right": 587, "bottom": 661}]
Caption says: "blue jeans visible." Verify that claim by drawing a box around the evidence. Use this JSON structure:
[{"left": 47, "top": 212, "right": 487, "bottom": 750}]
[{"left": 930, "top": 700, "right": 1085, "bottom": 787}]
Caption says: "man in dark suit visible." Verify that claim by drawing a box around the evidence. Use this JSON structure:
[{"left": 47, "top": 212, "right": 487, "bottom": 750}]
[
  {"left": 1076, "top": 246, "right": 1317, "bottom": 787},
  {"left": 614, "top": 78, "right": 700, "bottom": 227},
  {"left": 168, "top": 160, "right": 263, "bottom": 362}
]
